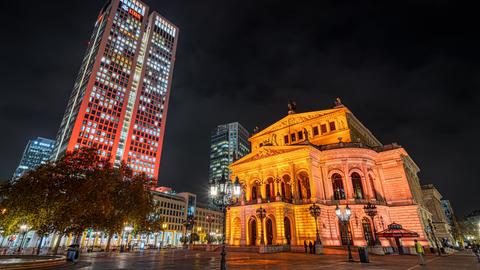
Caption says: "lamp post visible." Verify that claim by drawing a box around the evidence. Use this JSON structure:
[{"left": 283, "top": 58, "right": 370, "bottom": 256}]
[
  {"left": 17, "top": 224, "right": 29, "bottom": 253},
  {"left": 335, "top": 205, "right": 353, "bottom": 262},
  {"left": 309, "top": 203, "right": 322, "bottom": 244},
  {"left": 427, "top": 219, "right": 442, "bottom": 256},
  {"left": 206, "top": 214, "right": 214, "bottom": 242},
  {"left": 210, "top": 174, "right": 241, "bottom": 270},
  {"left": 363, "top": 202, "right": 381, "bottom": 246},
  {"left": 256, "top": 207, "right": 267, "bottom": 245},
  {"left": 160, "top": 222, "right": 168, "bottom": 248},
  {"left": 124, "top": 225, "right": 133, "bottom": 252},
  {"left": 182, "top": 215, "right": 195, "bottom": 246}
]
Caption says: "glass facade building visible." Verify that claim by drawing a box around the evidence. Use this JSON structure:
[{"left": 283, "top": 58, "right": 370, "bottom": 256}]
[
  {"left": 51, "top": 0, "right": 178, "bottom": 184},
  {"left": 209, "top": 122, "right": 250, "bottom": 183},
  {"left": 13, "top": 137, "right": 55, "bottom": 180}
]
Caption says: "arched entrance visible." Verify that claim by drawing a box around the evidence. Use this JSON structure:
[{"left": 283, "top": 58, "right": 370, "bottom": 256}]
[
  {"left": 284, "top": 217, "right": 292, "bottom": 245},
  {"left": 248, "top": 218, "right": 257, "bottom": 246},
  {"left": 362, "top": 218, "right": 374, "bottom": 246},
  {"left": 266, "top": 218, "right": 274, "bottom": 245}
]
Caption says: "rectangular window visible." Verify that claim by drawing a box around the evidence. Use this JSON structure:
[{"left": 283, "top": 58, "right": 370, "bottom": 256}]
[
  {"left": 291, "top": 133, "right": 296, "bottom": 142},
  {"left": 313, "top": 126, "right": 319, "bottom": 136},
  {"left": 284, "top": 135, "right": 289, "bottom": 144},
  {"left": 329, "top": 122, "right": 336, "bottom": 131},
  {"left": 321, "top": 124, "right": 327, "bottom": 134},
  {"left": 298, "top": 131, "right": 303, "bottom": 140}
]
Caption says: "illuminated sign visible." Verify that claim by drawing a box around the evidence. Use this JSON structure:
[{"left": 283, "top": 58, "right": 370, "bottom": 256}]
[{"left": 128, "top": 8, "right": 142, "bottom": 20}]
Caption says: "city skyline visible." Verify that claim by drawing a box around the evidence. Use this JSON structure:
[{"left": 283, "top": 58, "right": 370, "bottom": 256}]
[{"left": 1, "top": 0, "right": 479, "bottom": 217}]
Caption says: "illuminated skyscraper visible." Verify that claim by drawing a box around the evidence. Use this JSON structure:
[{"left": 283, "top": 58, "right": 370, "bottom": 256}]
[
  {"left": 52, "top": 0, "right": 178, "bottom": 184},
  {"left": 13, "top": 137, "right": 55, "bottom": 180},
  {"left": 209, "top": 122, "right": 250, "bottom": 183}
]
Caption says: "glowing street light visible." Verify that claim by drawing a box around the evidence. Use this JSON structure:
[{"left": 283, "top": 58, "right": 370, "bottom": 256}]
[
  {"left": 210, "top": 174, "right": 241, "bottom": 270},
  {"left": 17, "top": 224, "right": 30, "bottom": 253},
  {"left": 335, "top": 205, "right": 353, "bottom": 262},
  {"left": 363, "top": 202, "right": 381, "bottom": 246}
]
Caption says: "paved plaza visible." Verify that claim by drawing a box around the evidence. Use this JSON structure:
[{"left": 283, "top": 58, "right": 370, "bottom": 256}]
[{"left": 34, "top": 249, "right": 479, "bottom": 270}]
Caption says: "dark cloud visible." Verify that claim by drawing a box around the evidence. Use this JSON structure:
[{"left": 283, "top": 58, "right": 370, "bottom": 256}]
[{"left": 1, "top": 1, "right": 479, "bottom": 216}]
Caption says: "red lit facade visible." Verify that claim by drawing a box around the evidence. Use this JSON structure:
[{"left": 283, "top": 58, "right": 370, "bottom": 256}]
[{"left": 52, "top": 0, "right": 178, "bottom": 184}]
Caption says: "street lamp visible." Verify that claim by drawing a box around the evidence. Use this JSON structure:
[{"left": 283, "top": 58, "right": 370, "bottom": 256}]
[
  {"left": 363, "top": 202, "right": 381, "bottom": 246},
  {"left": 206, "top": 215, "right": 214, "bottom": 237},
  {"left": 182, "top": 216, "right": 195, "bottom": 246},
  {"left": 335, "top": 205, "right": 353, "bottom": 262},
  {"left": 160, "top": 222, "right": 168, "bottom": 248},
  {"left": 309, "top": 203, "right": 322, "bottom": 245},
  {"left": 427, "top": 219, "right": 442, "bottom": 256},
  {"left": 256, "top": 207, "right": 267, "bottom": 245},
  {"left": 210, "top": 174, "right": 241, "bottom": 270},
  {"left": 17, "top": 224, "right": 29, "bottom": 253},
  {"left": 124, "top": 225, "right": 133, "bottom": 251}
]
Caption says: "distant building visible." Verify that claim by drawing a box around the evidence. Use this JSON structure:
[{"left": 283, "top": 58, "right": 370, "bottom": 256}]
[
  {"left": 209, "top": 122, "right": 249, "bottom": 183},
  {"left": 421, "top": 184, "right": 454, "bottom": 245},
  {"left": 441, "top": 199, "right": 462, "bottom": 245},
  {"left": 0, "top": 188, "right": 223, "bottom": 250},
  {"left": 13, "top": 137, "right": 55, "bottom": 180}
]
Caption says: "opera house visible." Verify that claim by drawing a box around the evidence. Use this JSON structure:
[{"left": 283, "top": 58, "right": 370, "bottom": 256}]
[{"left": 225, "top": 100, "right": 432, "bottom": 252}]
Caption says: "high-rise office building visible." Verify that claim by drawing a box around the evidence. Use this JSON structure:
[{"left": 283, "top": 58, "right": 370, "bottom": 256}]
[
  {"left": 13, "top": 137, "right": 55, "bottom": 180},
  {"left": 51, "top": 0, "right": 178, "bottom": 184},
  {"left": 209, "top": 122, "right": 249, "bottom": 183}
]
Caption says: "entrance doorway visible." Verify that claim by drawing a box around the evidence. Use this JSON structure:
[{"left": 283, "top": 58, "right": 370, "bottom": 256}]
[
  {"left": 284, "top": 217, "right": 291, "bottom": 245},
  {"left": 249, "top": 218, "right": 257, "bottom": 246},
  {"left": 266, "top": 219, "right": 274, "bottom": 245}
]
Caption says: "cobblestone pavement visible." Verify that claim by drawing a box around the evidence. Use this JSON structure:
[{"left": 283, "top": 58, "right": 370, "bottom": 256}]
[{"left": 42, "top": 249, "right": 480, "bottom": 270}]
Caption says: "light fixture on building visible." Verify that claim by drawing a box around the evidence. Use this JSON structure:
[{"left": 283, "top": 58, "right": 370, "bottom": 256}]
[{"left": 335, "top": 205, "right": 353, "bottom": 262}]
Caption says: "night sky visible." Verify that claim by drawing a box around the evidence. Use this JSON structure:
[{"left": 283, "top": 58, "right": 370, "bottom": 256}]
[{"left": 1, "top": 1, "right": 479, "bottom": 216}]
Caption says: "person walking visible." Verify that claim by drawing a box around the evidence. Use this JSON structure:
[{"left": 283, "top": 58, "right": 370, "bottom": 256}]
[
  {"left": 308, "top": 241, "right": 313, "bottom": 254},
  {"left": 473, "top": 242, "right": 480, "bottom": 263},
  {"left": 414, "top": 240, "right": 425, "bottom": 266},
  {"left": 304, "top": 241, "right": 307, "bottom": 254}
]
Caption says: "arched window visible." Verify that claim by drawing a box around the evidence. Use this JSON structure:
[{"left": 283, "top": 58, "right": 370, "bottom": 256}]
[
  {"left": 297, "top": 180, "right": 303, "bottom": 199},
  {"left": 332, "top": 173, "right": 345, "bottom": 200},
  {"left": 298, "top": 172, "right": 311, "bottom": 199},
  {"left": 251, "top": 186, "right": 257, "bottom": 201},
  {"left": 351, "top": 172, "right": 364, "bottom": 199},
  {"left": 283, "top": 175, "right": 292, "bottom": 200}
]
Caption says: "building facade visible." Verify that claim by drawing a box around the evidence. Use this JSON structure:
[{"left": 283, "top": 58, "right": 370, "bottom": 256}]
[
  {"left": 209, "top": 122, "right": 250, "bottom": 183},
  {"left": 0, "top": 189, "right": 223, "bottom": 252},
  {"left": 226, "top": 101, "right": 432, "bottom": 250},
  {"left": 13, "top": 137, "right": 55, "bottom": 180},
  {"left": 421, "top": 185, "right": 454, "bottom": 245},
  {"left": 51, "top": 0, "right": 178, "bottom": 184},
  {"left": 441, "top": 199, "right": 462, "bottom": 245}
]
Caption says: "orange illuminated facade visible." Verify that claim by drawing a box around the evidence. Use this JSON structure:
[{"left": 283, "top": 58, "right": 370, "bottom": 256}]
[
  {"left": 226, "top": 101, "right": 432, "bottom": 251},
  {"left": 51, "top": 0, "right": 178, "bottom": 184}
]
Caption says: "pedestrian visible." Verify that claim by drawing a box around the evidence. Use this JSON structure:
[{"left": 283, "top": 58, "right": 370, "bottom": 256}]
[
  {"left": 304, "top": 240, "right": 307, "bottom": 254},
  {"left": 414, "top": 240, "right": 425, "bottom": 266},
  {"left": 473, "top": 242, "right": 480, "bottom": 263},
  {"left": 313, "top": 240, "right": 316, "bottom": 254},
  {"left": 309, "top": 241, "right": 313, "bottom": 254}
]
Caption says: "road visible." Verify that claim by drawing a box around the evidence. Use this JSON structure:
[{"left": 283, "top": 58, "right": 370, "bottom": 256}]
[{"left": 41, "top": 249, "right": 479, "bottom": 270}]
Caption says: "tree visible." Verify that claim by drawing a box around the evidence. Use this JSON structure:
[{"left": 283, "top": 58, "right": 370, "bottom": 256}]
[{"left": 1, "top": 147, "right": 155, "bottom": 254}]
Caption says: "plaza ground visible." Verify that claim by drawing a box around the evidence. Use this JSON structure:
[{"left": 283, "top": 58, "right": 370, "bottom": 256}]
[{"left": 34, "top": 248, "right": 479, "bottom": 270}]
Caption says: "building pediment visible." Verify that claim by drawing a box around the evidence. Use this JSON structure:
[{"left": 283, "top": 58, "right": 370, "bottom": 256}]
[
  {"left": 230, "top": 145, "right": 309, "bottom": 167},
  {"left": 249, "top": 108, "right": 346, "bottom": 141}
]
